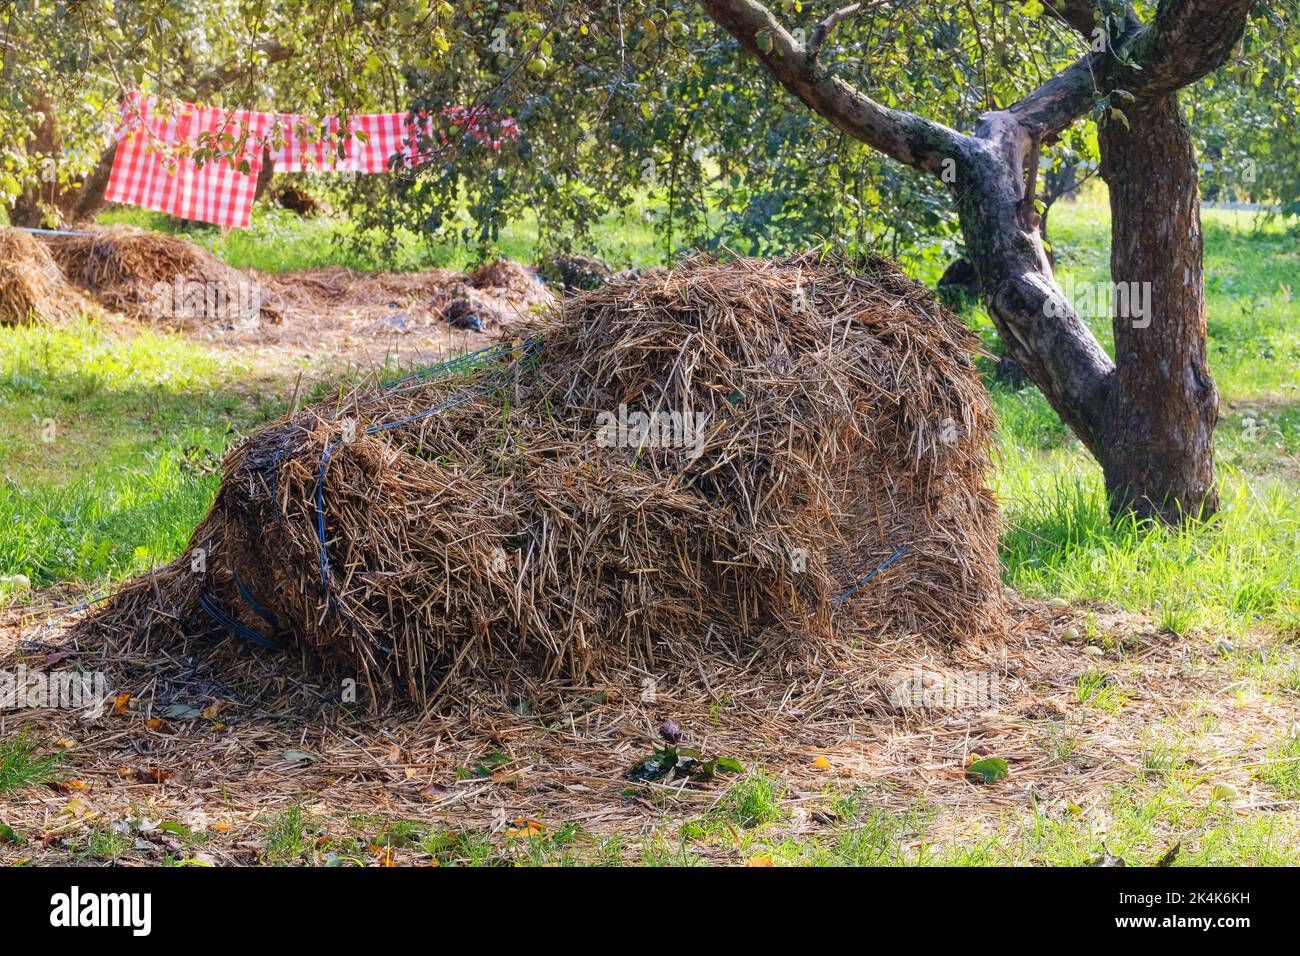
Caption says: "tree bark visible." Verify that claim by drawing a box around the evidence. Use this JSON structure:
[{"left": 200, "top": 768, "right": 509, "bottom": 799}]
[{"left": 1099, "top": 95, "right": 1218, "bottom": 521}]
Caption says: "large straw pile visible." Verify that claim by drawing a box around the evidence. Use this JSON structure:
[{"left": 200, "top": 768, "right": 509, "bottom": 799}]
[
  {"left": 43, "top": 225, "right": 280, "bottom": 325},
  {"left": 83, "top": 253, "right": 1003, "bottom": 703},
  {"left": 0, "top": 227, "right": 84, "bottom": 325}
]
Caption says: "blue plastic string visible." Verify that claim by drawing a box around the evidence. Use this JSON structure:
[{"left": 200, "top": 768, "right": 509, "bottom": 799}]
[
  {"left": 834, "top": 546, "right": 909, "bottom": 606},
  {"left": 313, "top": 338, "right": 542, "bottom": 638}
]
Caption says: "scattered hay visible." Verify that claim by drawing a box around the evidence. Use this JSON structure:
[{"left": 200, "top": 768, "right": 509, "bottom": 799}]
[
  {"left": 82, "top": 253, "right": 1003, "bottom": 705},
  {"left": 0, "top": 227, "right": 85, "bottom": 326},
  {"left": 42, "top": 225, "right": 280, "bottom": 326},
  {"left": 262, "top": 262, "right": 548, "bottom": 337}
]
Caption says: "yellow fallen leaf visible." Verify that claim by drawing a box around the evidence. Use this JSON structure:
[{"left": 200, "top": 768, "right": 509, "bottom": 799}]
[
  {"left": 213, "top": 821, "right": 232, "bottom": 832},
  {"left": 201, "top": 700, "right": 226, "bottom": 720},
  {"left": 111, "top": 693, "right": 131, "bottom": 715},
  {"left": 144, "top": 719, "right": 162, "bottom": 730},
  {"left": 506, "top": 818, "right": 546, "bottom": 838},
  {"left": 54, "top": 738, "right": 76, "bottom": 749},
  {"left": 747, "top": 855, "right": 774, "bottom": 867},
  {"left": 810, "top": 755, "right": 831, "bottom": 771},
  {"left": 404, "top": 767, "right": 420, "bottom": 779}
]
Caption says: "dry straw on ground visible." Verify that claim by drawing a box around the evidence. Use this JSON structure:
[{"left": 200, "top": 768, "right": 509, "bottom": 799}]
[
  {"left": 80, "top": 252, "right": 1004, "bottom": 705},
  {"left": 262, "top": 258, "right": 549, "bottom": 333},
  {"left": 43, "top": 224, "right": 280, "bottom": 326},
  {"left": 0, "top": 227, "right": 85, "bottom": 325}
]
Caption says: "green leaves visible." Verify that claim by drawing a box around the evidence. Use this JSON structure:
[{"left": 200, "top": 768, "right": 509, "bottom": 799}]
[
  {"left": 629, "top": 745, "right": 744, "bottom": 783},
  {"left": 964, "top": 757, "right": 1009, "bottom": 785}
]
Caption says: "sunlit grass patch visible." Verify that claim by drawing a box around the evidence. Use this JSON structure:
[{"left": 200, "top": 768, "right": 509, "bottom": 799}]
[
  {"left": 0, "top": 319, "right": 284, "bottom": 596},
  {"left": 1256, "top": 734, "right": 1300, "bottom": 800}
]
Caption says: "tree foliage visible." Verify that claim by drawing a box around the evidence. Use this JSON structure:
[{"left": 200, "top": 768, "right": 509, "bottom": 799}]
[{"left": 3, "top": 1, "right": 1297, "bottom": 258}]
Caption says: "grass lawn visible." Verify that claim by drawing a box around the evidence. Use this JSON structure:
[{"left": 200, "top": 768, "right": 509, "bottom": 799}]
[{"left": 1, "top": 191, "right": 1298, "bottom": 866}]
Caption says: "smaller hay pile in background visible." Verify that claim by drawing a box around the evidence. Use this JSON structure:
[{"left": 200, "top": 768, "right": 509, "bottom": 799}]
[
  {"left": 42, "top": 224, "right": 281, "bottom": 326},
  {"left": 260, "top": 259, "right": 550, "bottom": 334},
  {"left": 0, "top": 227, "right": 86, "bottom": 326},
  {"left": 82, "top": 253, "right": 1004, "bottom": 705}
]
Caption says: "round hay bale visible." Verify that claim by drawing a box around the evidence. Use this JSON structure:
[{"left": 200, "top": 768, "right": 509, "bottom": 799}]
[
  {"left": 42, "top": 225, "right": 279, "bottom": 326},
  {"left": 84, "top": 253, "right": 1004, "bottom": 705},
  {"left": 0, "top": 227, "right": 83, "bottom": 326}
]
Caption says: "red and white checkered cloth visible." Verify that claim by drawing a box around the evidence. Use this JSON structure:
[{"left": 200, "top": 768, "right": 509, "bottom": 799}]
[
  {"left": 351, "top": 112, "right": 408, "bottom": 174},
  {"left": 167, "top": 103, "right": 269, "bottom": 228},
  {"left": 269, "top": 113, "right": 360, "bottom": 173},
  {"left": 105, "top": 94, "right": 268, "bottom": 228},
  {"left": 107, "top": 94, "right": 522, "bottom": 227},
  {"left": 104, "top": 93, "right": 185, "bottom": 218}
]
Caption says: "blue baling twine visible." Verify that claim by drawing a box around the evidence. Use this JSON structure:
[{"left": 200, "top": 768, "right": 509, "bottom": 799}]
[
  {"left": 11, "top": 226, "right": 96, "bottom": 237},
  {"left": 313, "top": 338, "right": 543, "bottom": 639},
  {"left": 834, "top": 547, "right": 909, "bottom": 606}
]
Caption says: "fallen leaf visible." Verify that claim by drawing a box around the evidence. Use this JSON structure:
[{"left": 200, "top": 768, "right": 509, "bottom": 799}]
[
  {"left": 505, "top": 817, "right": 545, "bottom": 837},
  {"left": 111, "top": 693, "right": 131, "bottom": 715},
  {"left": 282, "top": 750, "right": 319, "bottom": 763},
  {"left": 964, "top": 757, "right": 1009, "bottom": 785},
  {"left": 810, "top": 755, "right": 831, "bottom": 771},
  {"left": 201, "top": 700, "right": 226, "bottom": 720},
  {"left": 144, "top": 719, "right": 162, "bottom": 731},
  {"left": 135, "top": 767, "right": 172, "bottom": 784},
  {"left": 746, "top": 855, "right": 774, "bottom": 867},
  {"left": 53, "top": 737, "right": 76, "bottom": 749}
]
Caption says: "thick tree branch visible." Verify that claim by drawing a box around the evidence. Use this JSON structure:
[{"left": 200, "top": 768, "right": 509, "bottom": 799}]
[
  {"left": 191, "top": 39, "right": 295, "bottom": 101},
  {"left": 700, "top": 0, "right": 965, "bottom": 175},
  {"left": 1115, "top": 0, "right": 1256, "bottom": 100}
]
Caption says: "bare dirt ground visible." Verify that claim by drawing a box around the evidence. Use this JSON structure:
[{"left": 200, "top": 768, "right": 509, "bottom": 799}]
[{"left": 3, "top": 591, "right": 1296, "bottom": 865}]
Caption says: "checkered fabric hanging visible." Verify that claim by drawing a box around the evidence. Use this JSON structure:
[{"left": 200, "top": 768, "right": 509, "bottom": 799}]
[
  {"left": 269, "top": 113, "right": 359, "bottom": 173},
  {"left": 105, "top": 94, "right": 268, "bottom": 228},
  {"left": 104, "top": 93, "right": 185, "bottom": 217},
  {"left": 167, "top": 103, "right": 269, "bottom": 228},
  {"left": 352, "top": 112, "right": 408, "bottom": 174}
]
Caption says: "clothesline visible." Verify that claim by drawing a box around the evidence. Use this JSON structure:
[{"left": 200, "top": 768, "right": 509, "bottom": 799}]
[{"left": 105, "top": 92, "right": 519, "bottom": 229}]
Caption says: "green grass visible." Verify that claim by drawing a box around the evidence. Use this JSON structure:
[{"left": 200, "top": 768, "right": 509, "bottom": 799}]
[
  {"left": 413, "top": 776, "right": 1293, "bottom": 866},
  {"left": 1256, "top": 735, "right": 1300, "bottom": 800},
  {"left": 0, "top": 319, "right": 284, "bottom": 591},
  {"left": 99, "top": 197, "right": 664, "bottom": 274},
  {"left": 0, "top": 732, "right": 60, "bottom": 794},
  {"left": 262, "top": 805, "right": 311, "bottom": 866}
]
